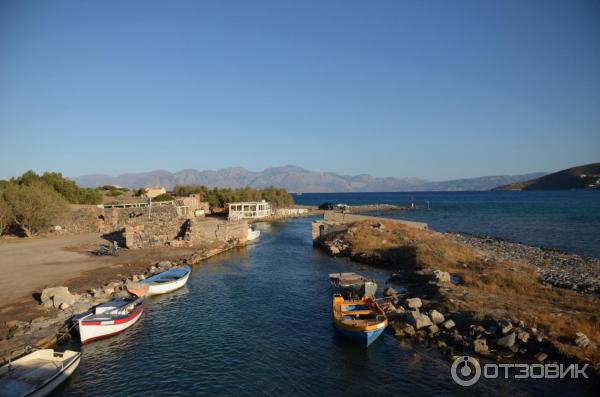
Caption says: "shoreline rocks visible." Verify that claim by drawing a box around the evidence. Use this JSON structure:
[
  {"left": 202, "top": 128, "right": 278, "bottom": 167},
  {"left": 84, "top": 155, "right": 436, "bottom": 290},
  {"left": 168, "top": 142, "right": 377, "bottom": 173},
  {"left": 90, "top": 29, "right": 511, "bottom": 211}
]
[{"left": 447, "top": 233, "right": 600, "bottom": 294}]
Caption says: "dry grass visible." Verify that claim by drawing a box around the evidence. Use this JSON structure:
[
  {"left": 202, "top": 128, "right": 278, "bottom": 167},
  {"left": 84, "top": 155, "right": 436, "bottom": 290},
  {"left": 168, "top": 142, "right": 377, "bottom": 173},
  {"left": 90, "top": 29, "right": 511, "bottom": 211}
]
[{"left": 327, "top": 220, "right": 600, "bottom": 365}]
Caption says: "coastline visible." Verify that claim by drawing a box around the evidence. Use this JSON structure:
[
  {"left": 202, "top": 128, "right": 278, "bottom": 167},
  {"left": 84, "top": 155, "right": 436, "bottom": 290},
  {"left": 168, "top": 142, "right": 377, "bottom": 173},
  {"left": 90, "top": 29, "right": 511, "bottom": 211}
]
[{"left": 313, "top": 215, "right": 600, "bottom": 375}]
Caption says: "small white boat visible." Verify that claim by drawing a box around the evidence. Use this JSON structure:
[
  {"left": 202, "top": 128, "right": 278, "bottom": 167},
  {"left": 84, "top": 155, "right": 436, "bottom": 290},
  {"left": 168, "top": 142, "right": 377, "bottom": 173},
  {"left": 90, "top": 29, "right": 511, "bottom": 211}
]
[
  {"left": 127, "top": 266, "right": 191, "bottom": 297},
  {"left": 0, "top": 349, "right": 81, "bottom": 397},
  {"left": 74, "top": 298, "right": 144, "bottom": 344},
  {"left": 247, "top": 225, "right": 261, "bottom": 241}
]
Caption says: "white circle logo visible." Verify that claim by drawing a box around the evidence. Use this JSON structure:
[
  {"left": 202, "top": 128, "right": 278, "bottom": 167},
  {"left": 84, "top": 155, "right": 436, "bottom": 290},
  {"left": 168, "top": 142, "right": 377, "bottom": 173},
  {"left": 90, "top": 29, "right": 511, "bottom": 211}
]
[{"left": 451, "top": 356, "right": 481, "bottom": 386}]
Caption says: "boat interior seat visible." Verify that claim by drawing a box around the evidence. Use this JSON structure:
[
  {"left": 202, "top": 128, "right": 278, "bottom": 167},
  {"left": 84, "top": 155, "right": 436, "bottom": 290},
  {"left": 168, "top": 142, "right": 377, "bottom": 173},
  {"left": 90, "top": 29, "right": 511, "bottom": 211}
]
[{"left": 341, "top": 310, "right": 372, "bottom": 316}]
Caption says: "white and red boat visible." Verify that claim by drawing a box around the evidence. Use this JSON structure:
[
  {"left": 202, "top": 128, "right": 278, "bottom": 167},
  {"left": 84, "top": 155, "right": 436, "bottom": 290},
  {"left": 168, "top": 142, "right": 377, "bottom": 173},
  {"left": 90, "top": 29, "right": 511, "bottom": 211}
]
[{"left": 74, "top": 298, "right": 144, "bottom": 344}]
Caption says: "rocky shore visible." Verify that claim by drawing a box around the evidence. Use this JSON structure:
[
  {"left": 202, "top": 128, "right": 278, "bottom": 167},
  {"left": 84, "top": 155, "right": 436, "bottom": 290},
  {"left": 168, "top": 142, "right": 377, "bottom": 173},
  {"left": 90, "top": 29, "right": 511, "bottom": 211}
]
[
  {"left": 0, "top": 242, "right": 238, "bottom": 365},
  {"left": 447, "top": 233, "right": 600, "bottom": 295},
  {"left": 313, "top": 217, "right": 600, "bottom": 375}
]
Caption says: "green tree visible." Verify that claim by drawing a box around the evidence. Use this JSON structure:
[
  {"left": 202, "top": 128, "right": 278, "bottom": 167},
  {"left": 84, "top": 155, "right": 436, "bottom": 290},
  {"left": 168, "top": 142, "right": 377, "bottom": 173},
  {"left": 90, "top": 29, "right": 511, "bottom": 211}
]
[
  {"left": 2, "top": 181, "right": 68, "bottom": 237},
  {"left": 0, "top": 192, "right": 11, "bottom": 235}
]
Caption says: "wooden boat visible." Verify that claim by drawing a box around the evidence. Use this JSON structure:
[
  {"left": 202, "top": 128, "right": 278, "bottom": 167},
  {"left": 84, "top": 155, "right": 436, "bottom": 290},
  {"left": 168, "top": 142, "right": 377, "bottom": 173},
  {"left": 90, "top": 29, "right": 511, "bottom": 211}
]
[
  {"left": 0, "top": 349, "right": 80, "bottom": 397},
  {"left": 329, "top": 272, "right": 378, "bottom": 298},
  {"left": 247, "top": 225, "right": 261, "bottom": 241},
  {"left": 74, "top": 298, "right": 144, "bottom": 344},
  {"left": 332, "top": 294, "right": 388, "bottom": 346},
  {"left": 127, "top": 266, "right": 191, "bottom": 297}
]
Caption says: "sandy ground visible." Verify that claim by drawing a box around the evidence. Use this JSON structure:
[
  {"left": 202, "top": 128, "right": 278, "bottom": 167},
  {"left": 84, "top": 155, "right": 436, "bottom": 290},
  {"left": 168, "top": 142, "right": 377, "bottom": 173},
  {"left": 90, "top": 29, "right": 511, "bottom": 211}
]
[
  {"left": 0, "top": 234, "right": 204, "bottom": 324},
  {"left": 0, "top": 234, "right": 111, "bottom": 301}
]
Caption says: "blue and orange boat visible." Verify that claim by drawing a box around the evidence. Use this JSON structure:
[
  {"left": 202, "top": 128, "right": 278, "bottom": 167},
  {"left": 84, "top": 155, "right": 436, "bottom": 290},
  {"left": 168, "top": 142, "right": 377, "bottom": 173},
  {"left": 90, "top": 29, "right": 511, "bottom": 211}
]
[{"left": 332, "top": 294, "right": 388, "bottom": 346}]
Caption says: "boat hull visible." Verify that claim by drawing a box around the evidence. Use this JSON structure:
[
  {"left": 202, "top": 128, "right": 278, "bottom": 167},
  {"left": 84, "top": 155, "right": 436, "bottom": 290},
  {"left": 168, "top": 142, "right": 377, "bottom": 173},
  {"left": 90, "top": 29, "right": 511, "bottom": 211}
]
[
  {"left": 0, "top": 350, "right": 81, "bottom": 397},
  {"left": 333, "top": 322, "right": 386, "bottom": 347},
  {"left": 247, "top": 229, "right": 260, "bottom": 241},
  {"left": 146, "top": 271, "right": 190, "bottom": 296},
  {"left": 28, "top": 353, "right": 81, "bottom": 397},
  {"left": 77, "top": 304, "right": 144, "bottom": 344}
]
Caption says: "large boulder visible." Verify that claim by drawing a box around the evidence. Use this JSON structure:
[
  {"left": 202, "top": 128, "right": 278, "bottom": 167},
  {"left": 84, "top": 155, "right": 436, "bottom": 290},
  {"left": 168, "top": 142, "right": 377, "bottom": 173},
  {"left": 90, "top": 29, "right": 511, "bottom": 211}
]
[
  {"left": 407, "top": 310, "right": 433, "bottom": 330},
  {"left": 405, "top": 298, "right": 422, "bottom": 310},
  {"left": 429, "top": 310, "right": 445, "bottom": 325},
  {"left": 40, "top": 287, "right": 76, "bottom": 310}
]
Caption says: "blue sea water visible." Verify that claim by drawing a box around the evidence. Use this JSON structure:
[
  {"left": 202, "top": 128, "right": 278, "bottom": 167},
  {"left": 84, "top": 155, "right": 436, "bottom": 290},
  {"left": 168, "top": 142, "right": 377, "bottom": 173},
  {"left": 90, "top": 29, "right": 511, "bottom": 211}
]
[
  {"left": 55, "top": 219, "right": 596, "bottom": 396},
  {"left": 293, "top": 191, "right": 600, "bottom": 258}
]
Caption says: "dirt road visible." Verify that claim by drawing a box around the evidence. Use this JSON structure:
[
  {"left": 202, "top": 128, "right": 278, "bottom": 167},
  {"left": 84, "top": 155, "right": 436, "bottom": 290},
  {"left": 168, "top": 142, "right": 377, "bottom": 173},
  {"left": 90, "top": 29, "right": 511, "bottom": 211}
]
[{"left": 0, "top": 234, "right": 111, "bottom": 301}]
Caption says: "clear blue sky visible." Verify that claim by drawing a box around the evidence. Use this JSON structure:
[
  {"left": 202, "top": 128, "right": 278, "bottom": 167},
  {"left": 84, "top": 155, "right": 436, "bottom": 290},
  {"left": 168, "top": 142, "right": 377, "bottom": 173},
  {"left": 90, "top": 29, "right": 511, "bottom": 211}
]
[{"left": 1, "top": 0, "right": 599, "bottom": 181}]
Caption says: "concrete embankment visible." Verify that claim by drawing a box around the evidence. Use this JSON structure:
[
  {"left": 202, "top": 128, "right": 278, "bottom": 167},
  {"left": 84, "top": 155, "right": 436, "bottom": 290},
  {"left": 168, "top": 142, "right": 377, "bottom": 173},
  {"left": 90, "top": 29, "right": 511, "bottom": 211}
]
[{"left": 312, "top": 214, "right": 600, "bottom": 375}]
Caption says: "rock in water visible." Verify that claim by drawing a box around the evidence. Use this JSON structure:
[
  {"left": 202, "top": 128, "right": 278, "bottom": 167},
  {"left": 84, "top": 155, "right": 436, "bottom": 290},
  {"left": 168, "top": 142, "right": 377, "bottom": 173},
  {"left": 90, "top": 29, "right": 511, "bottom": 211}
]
[
  {"left": 496, "top": 332, "right": 516, "bottom": 348},
  {"left": 407, "top": 310, "right": 432, "bottom": 330},
  {"left": 405, "top": 298, "right": 422, "bottom": 309},
  {"left": 534, "top": 352, "right": 548, "bottom": 362},
  {"left": 383, "top": 287, "right": 398, "bottom": 297},
  {"left": 429, "top": 310, "right": 445, "bottom": 325}
]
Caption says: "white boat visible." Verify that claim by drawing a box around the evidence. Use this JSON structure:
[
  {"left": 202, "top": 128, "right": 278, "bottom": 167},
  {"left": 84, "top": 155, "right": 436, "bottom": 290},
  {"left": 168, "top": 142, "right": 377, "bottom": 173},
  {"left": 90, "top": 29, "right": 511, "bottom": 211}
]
[
  {"left": 247, "top": 225, "right": 261, "bottom": 241},
  {"left": 127, "top": 266, "right": 191, "bottom": 297},
  {"left": 0, "top": 349, "right": 81, "bottom": 397},
  {"left": 74, "top": 298, "right": 144, "bottom": 344}
]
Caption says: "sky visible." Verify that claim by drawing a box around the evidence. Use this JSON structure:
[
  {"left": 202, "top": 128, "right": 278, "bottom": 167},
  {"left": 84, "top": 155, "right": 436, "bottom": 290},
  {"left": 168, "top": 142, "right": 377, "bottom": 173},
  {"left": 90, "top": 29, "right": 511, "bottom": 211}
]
[{"left": 0, "top": 0, "right": 599, "bottom": 181}]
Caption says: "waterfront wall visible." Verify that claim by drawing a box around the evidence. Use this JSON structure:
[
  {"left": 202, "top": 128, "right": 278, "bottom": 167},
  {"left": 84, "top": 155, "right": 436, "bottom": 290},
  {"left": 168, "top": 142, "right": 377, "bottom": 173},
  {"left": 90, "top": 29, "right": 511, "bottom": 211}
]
[
  {"left": 312, "top": 211, "right": 428, "bottom": 245},
  {"left": 323, "top": 211, "right": 428, "bottom": 230}
]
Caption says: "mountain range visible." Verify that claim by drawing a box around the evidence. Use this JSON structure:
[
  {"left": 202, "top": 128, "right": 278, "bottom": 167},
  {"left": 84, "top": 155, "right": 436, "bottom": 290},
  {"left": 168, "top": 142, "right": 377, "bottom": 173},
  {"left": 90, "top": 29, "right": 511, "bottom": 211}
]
[{"left": 73, "top": 166, "right": 546, "bottom": 192}]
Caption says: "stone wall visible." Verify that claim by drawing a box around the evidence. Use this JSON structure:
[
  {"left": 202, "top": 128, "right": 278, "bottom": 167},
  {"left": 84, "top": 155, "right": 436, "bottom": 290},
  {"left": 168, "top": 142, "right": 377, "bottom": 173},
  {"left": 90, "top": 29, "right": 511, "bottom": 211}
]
[
  {"left": 313, "top": 212, "right": 428, "bottom": 245},
  {"left": 123, "top": 206, "right": 187, "bottom": 249},
  {"left": 184, "top": 219, "right": 248, "bottom": 246},
  {"left": 323, "top": 211, "right": 428, "bottom": 230}
]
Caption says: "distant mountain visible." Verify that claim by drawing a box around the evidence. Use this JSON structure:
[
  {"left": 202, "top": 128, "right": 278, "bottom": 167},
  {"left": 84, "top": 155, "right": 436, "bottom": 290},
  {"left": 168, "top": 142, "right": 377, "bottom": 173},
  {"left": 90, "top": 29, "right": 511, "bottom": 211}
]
[
  {"left": 493, "top": 163, "right": 600, "bottom": 191},
  {"left": 73, "top": 166, "right": 547, "bottom": 193}
]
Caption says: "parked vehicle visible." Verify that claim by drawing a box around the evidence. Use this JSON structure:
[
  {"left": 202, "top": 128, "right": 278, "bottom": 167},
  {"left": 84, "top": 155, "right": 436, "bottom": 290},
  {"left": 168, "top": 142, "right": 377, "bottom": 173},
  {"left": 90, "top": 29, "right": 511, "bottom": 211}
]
[
  {"left": 318, "top": 202, "right": 334, "bottom": 210},
  {"left": 127, "top": 266, "right": 191, "bottom": 297},
  {"left": 332, "top": 294, "right": 387, "bottom": 347},
  {"left": 74, "top": 298, "right": 144, "bottom": 344},
  {"left": 0, "top": 349, "right": 81, "bottom": 397}
]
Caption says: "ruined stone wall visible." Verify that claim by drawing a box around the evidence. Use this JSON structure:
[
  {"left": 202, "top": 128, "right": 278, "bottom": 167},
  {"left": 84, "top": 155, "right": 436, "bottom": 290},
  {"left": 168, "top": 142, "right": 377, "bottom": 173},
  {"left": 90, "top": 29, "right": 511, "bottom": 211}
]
[
  {"left": 184, "top": 219, "right": 248, "bottom": 246},
  {"left": 122, "top": 206, "right": 187, "bottom": 249}
]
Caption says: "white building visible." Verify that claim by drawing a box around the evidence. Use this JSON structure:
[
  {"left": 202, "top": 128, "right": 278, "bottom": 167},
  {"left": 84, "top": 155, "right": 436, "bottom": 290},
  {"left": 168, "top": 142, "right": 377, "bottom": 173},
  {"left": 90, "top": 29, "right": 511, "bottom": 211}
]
[{"left": 228, "top": 200, "right": 272, "bottom": 220}]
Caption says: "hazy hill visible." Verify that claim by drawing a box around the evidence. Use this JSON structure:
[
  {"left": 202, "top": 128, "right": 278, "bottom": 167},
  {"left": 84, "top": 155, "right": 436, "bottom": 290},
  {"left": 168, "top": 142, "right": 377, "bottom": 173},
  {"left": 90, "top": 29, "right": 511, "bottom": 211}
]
[
  {"left": 493, "top": 163, "right": 600, "bottom": 191},
  {"left": 74, "top": 166, "right": 546, "bottom": 192}
]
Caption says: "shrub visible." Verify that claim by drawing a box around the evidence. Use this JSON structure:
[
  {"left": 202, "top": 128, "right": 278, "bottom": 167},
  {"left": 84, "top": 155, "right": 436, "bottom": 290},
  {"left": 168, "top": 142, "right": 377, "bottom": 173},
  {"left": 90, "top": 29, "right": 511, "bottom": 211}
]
[
  {"left": 171, "top": 185, "right": 294, "bottom": 207},
  {"left": 0, "top": 193, "right": 11, "bottom": 235},
  {"left": 106, "top": 190, "right": 123, "bottom": 197},
  {"left": 152, "top": 193, "right": 174, "bottom": 202},
  {"left": 11, "top": 170, "right": 102, "bottom": 204},
  {"left": 2, "top": 181, "right": 68, "bottom": 236}
]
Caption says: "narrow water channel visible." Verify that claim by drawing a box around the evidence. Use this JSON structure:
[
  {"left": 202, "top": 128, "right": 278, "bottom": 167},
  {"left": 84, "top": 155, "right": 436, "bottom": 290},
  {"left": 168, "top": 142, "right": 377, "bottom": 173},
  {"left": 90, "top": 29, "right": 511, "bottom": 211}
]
[{"left": 56, "top": 218, "right": 593, "bottom": 396}]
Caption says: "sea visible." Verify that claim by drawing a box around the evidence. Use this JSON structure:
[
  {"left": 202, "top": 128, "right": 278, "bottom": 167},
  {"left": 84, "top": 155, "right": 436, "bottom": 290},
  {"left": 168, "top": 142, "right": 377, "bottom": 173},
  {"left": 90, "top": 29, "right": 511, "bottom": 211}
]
[{"left": 293, "top": 191, "right": 600, "bottom": 258}]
